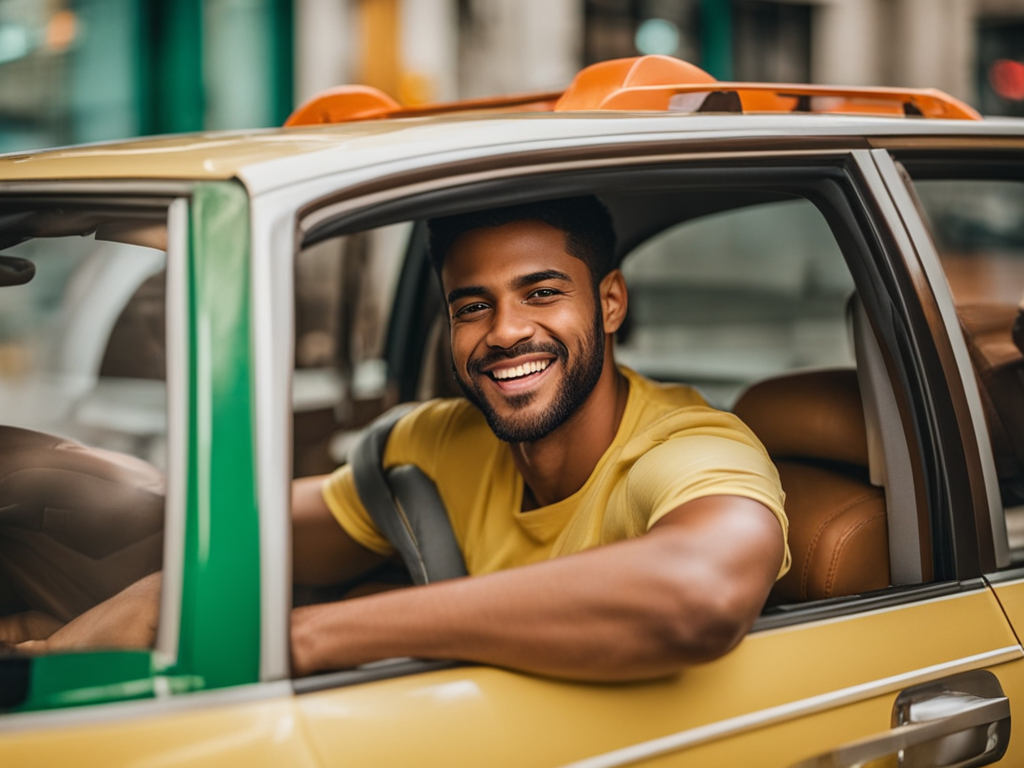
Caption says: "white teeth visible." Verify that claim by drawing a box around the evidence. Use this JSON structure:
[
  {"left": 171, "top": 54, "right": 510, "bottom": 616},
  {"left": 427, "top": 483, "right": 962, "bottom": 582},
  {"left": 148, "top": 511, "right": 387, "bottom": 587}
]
[{"left": 492, "top": 359, "right": 550, "bottom": 380}]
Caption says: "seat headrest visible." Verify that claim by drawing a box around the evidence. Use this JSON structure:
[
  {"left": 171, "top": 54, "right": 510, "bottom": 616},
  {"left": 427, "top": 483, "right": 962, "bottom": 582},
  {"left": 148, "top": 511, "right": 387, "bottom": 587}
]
[{"left": 733, "top": 368, "right": 868, "bottom": 467}]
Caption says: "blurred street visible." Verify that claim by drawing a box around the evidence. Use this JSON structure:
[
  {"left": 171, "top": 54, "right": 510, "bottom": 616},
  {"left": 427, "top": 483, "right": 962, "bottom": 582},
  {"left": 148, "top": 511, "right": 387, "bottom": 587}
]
[{"left": 2, "top": 0, "right": 1024, "bottom": 152}]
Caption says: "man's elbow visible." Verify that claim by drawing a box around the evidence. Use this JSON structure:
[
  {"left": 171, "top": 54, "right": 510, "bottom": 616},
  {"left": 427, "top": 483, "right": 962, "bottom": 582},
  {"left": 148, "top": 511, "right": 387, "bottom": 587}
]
[{"left": 659, "top": 586, "right": 760, "bottom": 665}]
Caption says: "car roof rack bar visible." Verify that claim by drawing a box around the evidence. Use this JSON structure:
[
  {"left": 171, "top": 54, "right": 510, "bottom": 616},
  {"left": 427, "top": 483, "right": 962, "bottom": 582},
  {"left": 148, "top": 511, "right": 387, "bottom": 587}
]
[
  {"left": 591, "top": 82, "right": 981, "bottom": 121},
  {"left": 285, "top": 86, "right": 561, "bottom": 127},
  {"left": 285, "top": 55, "right": 982, "bottom": 127}
]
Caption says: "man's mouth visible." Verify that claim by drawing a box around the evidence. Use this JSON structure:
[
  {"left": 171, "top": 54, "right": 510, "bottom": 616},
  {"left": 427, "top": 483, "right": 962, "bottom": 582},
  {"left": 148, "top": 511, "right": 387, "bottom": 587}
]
[{"left": 488, "top": 359, "right": 552, "bottom": 381}]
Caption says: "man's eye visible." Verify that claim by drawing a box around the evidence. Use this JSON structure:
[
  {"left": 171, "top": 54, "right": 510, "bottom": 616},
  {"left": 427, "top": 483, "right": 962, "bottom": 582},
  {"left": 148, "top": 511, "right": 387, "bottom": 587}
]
[
  {"left": 454, "top": 302, "right": 488, "bottom": 318},
  {"left": 529, "top": 288, "right": 560, "bottom": 299}
]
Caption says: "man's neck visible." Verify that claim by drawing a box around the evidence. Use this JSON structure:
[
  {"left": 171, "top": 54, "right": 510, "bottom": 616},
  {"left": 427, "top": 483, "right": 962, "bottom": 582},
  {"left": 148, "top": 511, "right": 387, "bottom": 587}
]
[{"left": 511, "top": 358, "right": 629, "bottom": 510}]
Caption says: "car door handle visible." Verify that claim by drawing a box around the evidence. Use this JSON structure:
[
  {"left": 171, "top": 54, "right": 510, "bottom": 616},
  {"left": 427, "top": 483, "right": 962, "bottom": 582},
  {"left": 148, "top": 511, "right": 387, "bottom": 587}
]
[{"left": 791, "top": 692, "right": 1010, "bottom": 768}]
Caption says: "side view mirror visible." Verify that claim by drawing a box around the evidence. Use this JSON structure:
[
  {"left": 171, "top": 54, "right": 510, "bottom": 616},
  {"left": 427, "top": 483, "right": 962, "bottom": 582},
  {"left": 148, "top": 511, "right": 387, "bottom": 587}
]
[{"left": 0, "top": 256, "right": 34, "bottom": 287}]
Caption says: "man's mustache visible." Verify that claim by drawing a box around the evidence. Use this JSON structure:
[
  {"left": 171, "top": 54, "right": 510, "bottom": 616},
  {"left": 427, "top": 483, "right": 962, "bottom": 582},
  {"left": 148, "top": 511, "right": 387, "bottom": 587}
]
[{"left": 466, "top": 340, "right": 568, "bottom": 377}]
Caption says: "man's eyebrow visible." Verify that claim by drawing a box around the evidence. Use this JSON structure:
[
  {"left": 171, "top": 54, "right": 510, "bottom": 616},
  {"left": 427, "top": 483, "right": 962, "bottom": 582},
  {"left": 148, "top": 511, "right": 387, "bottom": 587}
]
[
  {"left": 511, "top": 270, "right": 573, "bottom": 289},
  {"left": 446, "top": 271, "right": 572, "bottom": 304},
  {"left": 447, "top": 285, "right": 487, "bottom": 305}
]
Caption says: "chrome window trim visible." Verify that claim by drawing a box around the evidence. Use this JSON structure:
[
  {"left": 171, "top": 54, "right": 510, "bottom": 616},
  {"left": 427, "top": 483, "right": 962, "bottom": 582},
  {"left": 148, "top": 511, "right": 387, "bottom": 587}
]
[
  {"left": 153, "top": 196, "right": 190, "bottom": 665},
  {"left": 988, "top": 573, "right": 1024, "bottom": 587},
  {"left": 556, "top": 645, "right": 1022, "bottom": 768},
  {"left": 250, "top": 197, "right": 297, "bottom": 682},
  {"left": 868, "top": 149, "right": 1010, "bottom": 569},
  {"left": 297, "top": 148, "right": 852, "bottom": 237},
  {"left": 0, "top": 180, "right": 196, "bottom": 196}
]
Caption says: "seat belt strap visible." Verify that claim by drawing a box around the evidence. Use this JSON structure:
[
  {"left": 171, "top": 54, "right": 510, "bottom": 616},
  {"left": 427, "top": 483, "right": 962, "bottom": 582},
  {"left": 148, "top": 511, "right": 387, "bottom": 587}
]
[{"left": 350, "top": 405, "right": 468, "bottom": 585}]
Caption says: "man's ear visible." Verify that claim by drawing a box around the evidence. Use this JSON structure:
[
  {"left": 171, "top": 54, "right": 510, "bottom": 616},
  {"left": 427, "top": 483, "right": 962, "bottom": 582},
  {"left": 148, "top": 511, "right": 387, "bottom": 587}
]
[{"left": 599, "top": 269, "right": 628, "bottom": 335}]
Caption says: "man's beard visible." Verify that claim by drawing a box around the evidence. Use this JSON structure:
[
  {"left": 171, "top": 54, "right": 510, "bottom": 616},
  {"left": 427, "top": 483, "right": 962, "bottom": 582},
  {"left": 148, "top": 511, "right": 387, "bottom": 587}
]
[{"left": 453, "top": 308, "right": 606, "bottom": 443}]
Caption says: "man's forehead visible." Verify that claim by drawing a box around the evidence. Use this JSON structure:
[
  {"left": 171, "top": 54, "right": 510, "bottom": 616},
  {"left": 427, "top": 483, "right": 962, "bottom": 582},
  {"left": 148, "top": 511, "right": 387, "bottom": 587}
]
[{"left": 441, "top": 219, "right": 579, "bottom": 284}]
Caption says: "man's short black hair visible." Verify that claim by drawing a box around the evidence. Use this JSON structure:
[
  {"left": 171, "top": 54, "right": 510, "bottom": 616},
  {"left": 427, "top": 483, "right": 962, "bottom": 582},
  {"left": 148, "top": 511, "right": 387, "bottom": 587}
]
[{"left": 427, "top": 196, "right": 616, "bottom": 285}]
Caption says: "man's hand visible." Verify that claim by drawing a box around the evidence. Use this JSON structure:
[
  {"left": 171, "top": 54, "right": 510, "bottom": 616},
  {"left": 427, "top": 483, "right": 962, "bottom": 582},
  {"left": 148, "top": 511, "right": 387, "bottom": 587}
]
[
  {"left": 291, "top": 495, "right": 783, "bottom": 681},
  {"left": 18, "top": 572, "right": 161, "bottom": 654},
  {"left": 0, "top": 611, "right": 62, "bottom": 646}
]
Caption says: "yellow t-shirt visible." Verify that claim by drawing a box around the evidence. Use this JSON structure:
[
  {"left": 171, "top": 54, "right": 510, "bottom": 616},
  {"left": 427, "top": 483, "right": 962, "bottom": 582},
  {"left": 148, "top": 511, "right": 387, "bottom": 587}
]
[{"left": 323, "top": 367, "right": 790, "bottom": 578}]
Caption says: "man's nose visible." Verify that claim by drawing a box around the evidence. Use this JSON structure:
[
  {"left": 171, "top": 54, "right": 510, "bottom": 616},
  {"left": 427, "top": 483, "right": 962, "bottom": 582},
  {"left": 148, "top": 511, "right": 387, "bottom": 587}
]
[{"left": 485, "top": 300, "right": 534, "bottom": 349}]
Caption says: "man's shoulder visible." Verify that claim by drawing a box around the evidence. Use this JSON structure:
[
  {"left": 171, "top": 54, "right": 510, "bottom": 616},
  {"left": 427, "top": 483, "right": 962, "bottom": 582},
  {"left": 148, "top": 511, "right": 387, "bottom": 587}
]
[
  {"left": 388, "top": 397, "right": 494, "bottom": 455},
  {"left": 622, "top": 368, "right": 762, "bottom": 446},
  {"left": 624, "top": 367, "right": 708, "bottom": 411}
]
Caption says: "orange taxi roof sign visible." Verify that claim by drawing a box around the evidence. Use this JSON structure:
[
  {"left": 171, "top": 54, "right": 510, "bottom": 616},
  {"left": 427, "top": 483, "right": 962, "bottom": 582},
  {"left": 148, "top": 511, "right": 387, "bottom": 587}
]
[{"left": 284, "top": 55, "right": 983, "bottom": 126}]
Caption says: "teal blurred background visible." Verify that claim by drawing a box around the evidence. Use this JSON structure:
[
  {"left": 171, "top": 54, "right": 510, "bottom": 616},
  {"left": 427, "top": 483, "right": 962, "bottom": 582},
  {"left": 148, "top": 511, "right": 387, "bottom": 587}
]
[{"left": 3, "top": 0, "right": 1024, "bottom": 154}]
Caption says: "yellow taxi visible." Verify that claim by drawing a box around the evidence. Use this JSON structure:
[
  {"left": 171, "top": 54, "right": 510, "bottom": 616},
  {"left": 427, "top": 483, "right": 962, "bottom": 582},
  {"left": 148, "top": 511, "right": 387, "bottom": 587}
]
[{"left": 1, "top": 55, "right": 1023, "bottom": 767}]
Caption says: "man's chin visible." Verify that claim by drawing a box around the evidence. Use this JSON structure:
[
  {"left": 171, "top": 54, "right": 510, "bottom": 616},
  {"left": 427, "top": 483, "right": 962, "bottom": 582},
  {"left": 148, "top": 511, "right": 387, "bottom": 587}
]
[
  {"left": 484, "top": 412, "right": 560, "bottom": 444},
  {"left": 455, "top": 367, "right": 580, "bottom": 443},
  {"left": 475, "top": 395, "right": 554, "bottom": 444}
]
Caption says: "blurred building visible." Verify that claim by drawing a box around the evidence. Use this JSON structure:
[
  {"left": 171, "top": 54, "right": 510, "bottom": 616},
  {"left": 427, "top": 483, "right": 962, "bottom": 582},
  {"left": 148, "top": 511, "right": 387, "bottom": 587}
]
[
  {"left": 0, "top": 0, "right": 293, "bottom": 153},
  {"left": 4, "top": 0, "right": 1024, "bottom": 153}
]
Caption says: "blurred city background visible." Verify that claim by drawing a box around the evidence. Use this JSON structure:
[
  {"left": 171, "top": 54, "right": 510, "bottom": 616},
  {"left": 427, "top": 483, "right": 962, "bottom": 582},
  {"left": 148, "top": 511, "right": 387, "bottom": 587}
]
[{"left": 2, "top": 0, "right": 1024, "bottom": 154}]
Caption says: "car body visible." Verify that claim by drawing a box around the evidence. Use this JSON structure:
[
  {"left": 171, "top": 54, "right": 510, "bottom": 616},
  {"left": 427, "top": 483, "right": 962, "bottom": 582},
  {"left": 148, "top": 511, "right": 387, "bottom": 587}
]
[{"left": 2, "top": 55, "right": 1024, "bottom": 767}]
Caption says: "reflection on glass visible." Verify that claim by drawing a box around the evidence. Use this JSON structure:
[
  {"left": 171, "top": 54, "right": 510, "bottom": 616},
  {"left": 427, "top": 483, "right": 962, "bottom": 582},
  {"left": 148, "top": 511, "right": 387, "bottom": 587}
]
[
  {"left": 914, "top": 178, "right": 1024, "bottom": 551},
  {"left": 0, "top": 209, "right": 168, "bottom": 651}
]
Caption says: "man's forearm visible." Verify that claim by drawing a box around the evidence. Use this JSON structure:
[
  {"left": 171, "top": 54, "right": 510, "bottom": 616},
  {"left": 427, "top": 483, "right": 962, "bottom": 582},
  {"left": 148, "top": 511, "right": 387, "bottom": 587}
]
[{"left": 291, "top": 497, "right": 783, "bottom": 681}]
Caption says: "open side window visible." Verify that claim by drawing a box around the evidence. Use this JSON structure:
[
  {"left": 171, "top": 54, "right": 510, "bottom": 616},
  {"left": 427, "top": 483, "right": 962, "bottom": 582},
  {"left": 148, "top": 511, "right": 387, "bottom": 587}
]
[{"left": 289, "top": 157, "right": 955, "bottom": 690}]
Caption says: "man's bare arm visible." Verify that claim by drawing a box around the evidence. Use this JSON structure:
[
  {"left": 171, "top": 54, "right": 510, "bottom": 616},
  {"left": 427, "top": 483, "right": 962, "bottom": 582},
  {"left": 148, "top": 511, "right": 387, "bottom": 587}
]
[
  {"left": 18, "top": 479, "right": 387, "bottom": 654},
  {"left": 292, "top": 475, "right": 387, "bottom": 586},
  {"left": 291, "top": 495, "right": 784, "bottom": 681},
  {"left": 17, "top": 572, "right": 161, "bottom": 653}
]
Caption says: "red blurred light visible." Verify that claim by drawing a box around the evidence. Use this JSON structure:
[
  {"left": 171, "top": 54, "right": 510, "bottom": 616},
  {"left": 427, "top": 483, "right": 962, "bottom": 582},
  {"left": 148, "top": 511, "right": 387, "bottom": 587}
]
[{"left": 990, "top": 59, "right": 1024, "bottom": 101}]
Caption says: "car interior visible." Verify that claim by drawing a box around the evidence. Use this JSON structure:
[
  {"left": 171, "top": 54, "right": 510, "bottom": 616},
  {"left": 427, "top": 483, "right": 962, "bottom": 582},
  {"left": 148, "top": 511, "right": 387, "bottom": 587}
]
[
  {"left": 291, "top": 179, "right": 921, "bottom": 618},
  {"left": 0, "top": 205, "right": 168, "bottom": 644}
]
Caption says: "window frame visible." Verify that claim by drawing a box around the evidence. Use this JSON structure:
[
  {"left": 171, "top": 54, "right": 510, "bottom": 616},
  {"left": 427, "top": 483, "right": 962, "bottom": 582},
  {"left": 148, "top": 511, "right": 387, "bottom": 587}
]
[
  {"left": 0, "top": 179, "right": 264, "bottom": 719},
  {"left": 276, "top": 150, "right": 968, "bottom": 692}
]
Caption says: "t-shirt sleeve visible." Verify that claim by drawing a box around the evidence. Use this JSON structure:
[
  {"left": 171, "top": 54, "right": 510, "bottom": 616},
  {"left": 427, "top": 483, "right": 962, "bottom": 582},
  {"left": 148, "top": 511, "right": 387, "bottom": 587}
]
[
  {"left": 320, "top": 400, "right": 462, "bottom": 557},
  {"left": 627, "top": 431, "right": 791, "bottom": 579},
  {"left": 321, "top": 464, "right": 395, "bottom": 556}
]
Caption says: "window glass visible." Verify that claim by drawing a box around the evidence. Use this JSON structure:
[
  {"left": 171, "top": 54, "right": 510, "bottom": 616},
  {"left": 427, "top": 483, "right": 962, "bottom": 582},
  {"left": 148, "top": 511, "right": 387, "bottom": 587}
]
[
  {"left": 617, "top": 198, "right": 855, "bottom": 408},
  {"left": 911, "top": 178, "right": 1024, "bottom": 554},
  {"left": 0, "top": 208, "right": 167, "bottom": 652},
  {"left": 292, "top": 192, "right": 904, "bottom": 624}
]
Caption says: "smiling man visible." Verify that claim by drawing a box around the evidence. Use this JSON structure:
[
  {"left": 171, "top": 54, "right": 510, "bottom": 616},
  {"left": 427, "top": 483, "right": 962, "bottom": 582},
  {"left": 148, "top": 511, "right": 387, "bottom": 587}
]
[{"left": 290, "top": 196, "right": 790, "bottom": 681}]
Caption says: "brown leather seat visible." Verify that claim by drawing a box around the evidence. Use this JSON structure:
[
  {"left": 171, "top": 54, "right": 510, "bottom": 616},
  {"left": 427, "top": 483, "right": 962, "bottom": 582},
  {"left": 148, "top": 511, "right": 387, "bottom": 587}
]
[{"left": 734, "top": 369, "right": 890, "bottom": 603}]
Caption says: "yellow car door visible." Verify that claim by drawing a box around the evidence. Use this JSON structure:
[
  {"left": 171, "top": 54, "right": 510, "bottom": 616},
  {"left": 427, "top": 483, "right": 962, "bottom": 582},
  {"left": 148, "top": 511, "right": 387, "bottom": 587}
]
[{"left": 294, "top": 585, "right": 1021, "bottom": 767}]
